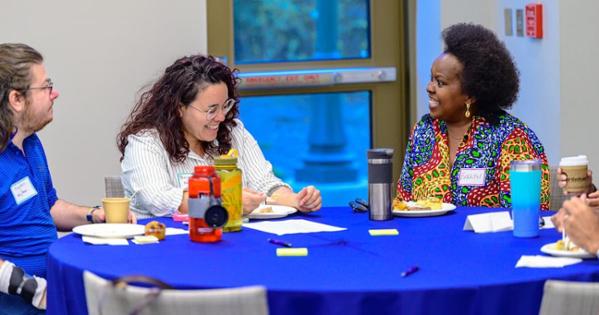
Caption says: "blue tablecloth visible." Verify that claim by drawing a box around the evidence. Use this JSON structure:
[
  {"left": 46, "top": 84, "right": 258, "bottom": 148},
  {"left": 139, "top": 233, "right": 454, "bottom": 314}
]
[{"left": 47, "top": 207, "right": 599, "bottom": 315}]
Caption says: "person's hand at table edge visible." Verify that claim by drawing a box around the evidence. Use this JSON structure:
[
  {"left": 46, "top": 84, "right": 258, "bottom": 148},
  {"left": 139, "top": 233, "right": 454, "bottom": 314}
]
[
  {"left": 270, "top": 186, "right": 321, "bottom": 213},
  {"left": 552, "top": 194, "right": 590, "bottom": 232},
  {"left": 551, "top": 208, "right": 566, "bottom": 231},
  {"left": 243, "top": 188, "right": 266, "bottom": 215},
  {"left": 91, "top": 208, "right": 137, "bottom": 224},
  {"left": 296, "top": 185, "right": 322, "bottom": 212},
  {"left": 560, "top": 196, "right": 599, "bottom": 254}
]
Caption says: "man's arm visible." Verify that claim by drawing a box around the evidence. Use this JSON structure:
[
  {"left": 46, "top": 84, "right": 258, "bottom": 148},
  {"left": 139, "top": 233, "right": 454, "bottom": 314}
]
[
  {"left": 50, "top": 199, "right": 104, "bottom": 231},
  {"left": 51, "top": 199, "right": 136, "bottom": 231}
]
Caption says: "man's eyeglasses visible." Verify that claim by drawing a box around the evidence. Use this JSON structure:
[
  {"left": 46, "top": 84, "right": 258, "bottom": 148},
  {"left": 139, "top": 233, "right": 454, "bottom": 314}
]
[
  {"left": 28, "top": 79, "right": 53, "bottom": 96},
  {"left": 189, "top": 98, "right": 237, "bottom": 120}
]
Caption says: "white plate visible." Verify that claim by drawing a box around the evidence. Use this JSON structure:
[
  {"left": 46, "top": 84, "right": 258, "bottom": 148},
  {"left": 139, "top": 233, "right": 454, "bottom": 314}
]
[
  {"left": 540, "top": 242, "right": 595, "bottom": 259},
  {"left": 392, "top": 202, "right": 456, "bottom": 217},
  {"left": 248, "top": 205, "right": 297, "bottom": 219},
  {"left": 73, "top": 224, "right": 146, "bottom": 239}
]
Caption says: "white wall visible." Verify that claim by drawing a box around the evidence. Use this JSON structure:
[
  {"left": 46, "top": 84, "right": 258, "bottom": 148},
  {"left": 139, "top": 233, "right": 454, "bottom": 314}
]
[
  {"left": 559, "top": 1, "right": 599, "bottom": 169},
  {"left": 440, "top": 0, "right": 498, "bottom": 30},
  {"left": 0, "top": 0, "right": 207, "bottom": 205},
  {"left": 499, "top": 0, "right": 560, "bottom": 166}
]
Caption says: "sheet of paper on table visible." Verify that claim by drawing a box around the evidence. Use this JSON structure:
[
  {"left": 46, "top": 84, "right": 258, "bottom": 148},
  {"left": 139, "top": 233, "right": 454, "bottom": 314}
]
[
  {"left": 243, "top": 219, "right": 346, "bottom": 236},
  {"left": 516, "top": 255, "right": 582, "bottom": 268},
  {"left": 463, "top": 211, "right": 513, "bottom": 233}
]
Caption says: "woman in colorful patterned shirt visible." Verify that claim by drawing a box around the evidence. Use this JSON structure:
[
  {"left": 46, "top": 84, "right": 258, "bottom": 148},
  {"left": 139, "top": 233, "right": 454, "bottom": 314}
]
[{"left": 395, "top": 23, "right": 550, "bottom": 209}]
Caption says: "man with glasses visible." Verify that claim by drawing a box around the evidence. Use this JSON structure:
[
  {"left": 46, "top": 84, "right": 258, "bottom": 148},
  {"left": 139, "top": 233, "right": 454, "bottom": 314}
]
[{"left": 0, "top": 43, "right": 134, "bottom": 314}]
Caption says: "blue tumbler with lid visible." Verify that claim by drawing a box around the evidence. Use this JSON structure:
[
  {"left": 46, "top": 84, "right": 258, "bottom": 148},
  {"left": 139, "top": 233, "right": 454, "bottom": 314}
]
[{"left": 510, "top": 160, "right": 542, "bottom": 238}]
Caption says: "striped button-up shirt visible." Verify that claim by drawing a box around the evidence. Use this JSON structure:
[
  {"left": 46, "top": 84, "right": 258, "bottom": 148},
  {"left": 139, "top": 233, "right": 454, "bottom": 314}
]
[{"left": 121, "top": 119, "right": 289, "bottom": 219}]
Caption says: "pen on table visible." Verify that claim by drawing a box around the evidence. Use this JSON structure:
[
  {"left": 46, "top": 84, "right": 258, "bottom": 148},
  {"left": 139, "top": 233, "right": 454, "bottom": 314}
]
[
  {"left": 401, "top": 266, "right": 419, "bottom": 277},
  {"left": 268, "top": 238, "right": 292, "bottom": 247}
]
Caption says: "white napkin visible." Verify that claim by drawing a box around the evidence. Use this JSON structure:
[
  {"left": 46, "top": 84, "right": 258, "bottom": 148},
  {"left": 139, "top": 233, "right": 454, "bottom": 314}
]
[
  {"left": 516, "top": 255, "right": 582, "bottom": 268},
  {"left": 82, "top": 236, "right": 129, "bottom": 245},
  {"left": 463, "top": 211, "right": 513, "bottom": 233},
  {"left": 165, "top": 227, "right": 188, "bottom": 235},
  {"left": 243, "top": 219, "right": 346, "bottom": 236}
]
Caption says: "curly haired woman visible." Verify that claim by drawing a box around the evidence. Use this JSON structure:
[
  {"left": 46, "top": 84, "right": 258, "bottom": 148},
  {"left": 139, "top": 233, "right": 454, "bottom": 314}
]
[
  {"left": 395, "top": 23, "right": 550, "bottom": 209},
  {"left": 117, "top": 55, "right": 321, "bottom": 218}
]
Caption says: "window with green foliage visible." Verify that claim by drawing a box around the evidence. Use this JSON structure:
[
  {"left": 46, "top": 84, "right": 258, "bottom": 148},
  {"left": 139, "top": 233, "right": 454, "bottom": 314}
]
[{"left": 234, "top": 0, "right": 370, "bottom": 63}]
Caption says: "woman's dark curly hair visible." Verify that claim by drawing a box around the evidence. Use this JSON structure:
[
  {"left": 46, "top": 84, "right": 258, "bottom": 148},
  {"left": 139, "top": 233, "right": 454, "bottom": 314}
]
[
  {"left": 117, "top": 55, "right": 239, "bottom": 163},
  {"left": 442, "top": 23, "right": 519, "bottom": 124}
]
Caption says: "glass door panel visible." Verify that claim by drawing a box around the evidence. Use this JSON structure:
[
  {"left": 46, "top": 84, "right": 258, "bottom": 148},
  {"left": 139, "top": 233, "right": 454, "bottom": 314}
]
[
  {"left": 239, "top": 91, "right": 371, "bottom": 206},
  {"left": 208, "top": 0, "right": 408, "bottom": 206}
]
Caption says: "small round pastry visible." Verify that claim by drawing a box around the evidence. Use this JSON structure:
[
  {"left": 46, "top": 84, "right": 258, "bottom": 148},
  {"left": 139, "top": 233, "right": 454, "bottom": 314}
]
[{"left": 144, "top": 220, "right": 166, "bottom": 240}]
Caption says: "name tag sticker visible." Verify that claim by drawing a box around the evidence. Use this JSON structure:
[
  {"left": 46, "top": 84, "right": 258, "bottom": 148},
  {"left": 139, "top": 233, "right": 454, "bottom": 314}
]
[
  {"left": 177, "top": 173, "right": 193, "bottom": 188},
  {"left": 458, "top": 168, "right": 487, "bottom": 186},
  {"left": 11, "top": 176, "right": 38, "bottom": 205}
]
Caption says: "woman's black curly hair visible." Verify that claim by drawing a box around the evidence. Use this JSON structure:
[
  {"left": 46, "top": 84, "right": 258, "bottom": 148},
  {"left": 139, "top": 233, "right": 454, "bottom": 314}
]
[{"left": 442, "top": 23, "right": 519, "bottom": 124}]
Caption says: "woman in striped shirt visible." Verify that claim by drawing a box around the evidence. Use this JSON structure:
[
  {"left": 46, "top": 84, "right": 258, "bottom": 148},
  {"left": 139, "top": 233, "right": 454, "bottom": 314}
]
[{"left": 117, "top": 55, "right": 321, "bottom": 219}]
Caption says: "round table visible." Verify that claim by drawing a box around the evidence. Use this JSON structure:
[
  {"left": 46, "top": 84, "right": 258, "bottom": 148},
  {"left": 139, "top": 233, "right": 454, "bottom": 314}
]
[{"left": 47, "top": 207, "right": 599, "bottom": 315}]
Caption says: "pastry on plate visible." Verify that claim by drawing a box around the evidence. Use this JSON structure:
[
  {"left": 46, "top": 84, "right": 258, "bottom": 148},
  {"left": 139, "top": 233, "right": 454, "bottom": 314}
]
[
  {"left": 555, "top": 239, "right": 580, "bottom": 252},
  {"left": 253, "top": 206, "right": 274, "bottom": 214},
  {"left": 392, "top": 198, "right": 408, "bottom": 211},
  {"left": 412, "top": 198, "right": 442, "bottom": 210},
  {"left": 394, "top": 197, "right": 443, "bottom": 211},
  {"left": 144, "top": 220, "right": 166, "bottom": 240}
]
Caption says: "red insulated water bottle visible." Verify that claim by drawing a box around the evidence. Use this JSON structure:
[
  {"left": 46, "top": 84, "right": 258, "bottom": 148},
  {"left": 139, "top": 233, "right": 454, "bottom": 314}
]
[{"left": 188, "top": 166, "right": 228, "bottom": 243}]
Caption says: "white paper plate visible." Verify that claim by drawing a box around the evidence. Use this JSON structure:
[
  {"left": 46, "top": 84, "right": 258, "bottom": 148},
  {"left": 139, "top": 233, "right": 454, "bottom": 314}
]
[
  {"left": 73, "top": 224, "right": 146, "bottom": 239},
  {"left": 248, "top": 205, "right": 297, "bottom": 219},
  {"left": 540, "top": 242, "right": 595, "bottom": 259},
  {"left": 392, "top": 202, "right": 456, "bottom": 217}
]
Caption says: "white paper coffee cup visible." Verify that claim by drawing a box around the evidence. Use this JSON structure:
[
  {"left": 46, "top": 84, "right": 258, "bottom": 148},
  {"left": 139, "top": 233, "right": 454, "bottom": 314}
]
[{"left": 559, "top": 155, "right": 589, "bottom": 193}]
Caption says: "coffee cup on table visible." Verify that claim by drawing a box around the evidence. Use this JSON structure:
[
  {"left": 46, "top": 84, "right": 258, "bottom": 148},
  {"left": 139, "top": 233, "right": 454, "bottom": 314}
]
[
  {"left": 559, "top": 155, "right": 589, "bottom": 194},
  {"left": 102, "top": 197, "right": 130, "bottom": 223}
]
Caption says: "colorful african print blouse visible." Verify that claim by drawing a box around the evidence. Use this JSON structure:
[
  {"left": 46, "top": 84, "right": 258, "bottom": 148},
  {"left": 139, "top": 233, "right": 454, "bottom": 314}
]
[{"left": 396, "top": 113, "right": 550, "bottom": 209}]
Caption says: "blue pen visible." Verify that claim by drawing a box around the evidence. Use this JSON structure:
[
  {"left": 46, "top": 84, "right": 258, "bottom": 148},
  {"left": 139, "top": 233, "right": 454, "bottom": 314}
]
[
  {"left": 268, "top": 238, "right": 292, "bottom": 247},
  {"left": 401, "top": 266, "right": 419, "bottom": 277}
]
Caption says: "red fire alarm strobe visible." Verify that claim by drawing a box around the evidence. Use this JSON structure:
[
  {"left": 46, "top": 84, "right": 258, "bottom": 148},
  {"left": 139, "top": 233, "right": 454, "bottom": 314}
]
[{"left": 525, "top": 3, "right": 543, "bottom": 39}]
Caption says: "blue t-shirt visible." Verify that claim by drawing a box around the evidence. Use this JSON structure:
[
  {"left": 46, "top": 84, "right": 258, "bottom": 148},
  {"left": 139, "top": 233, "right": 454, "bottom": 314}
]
[{"left": 0, "top": 134, "right": 58, "bottom": 277}]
